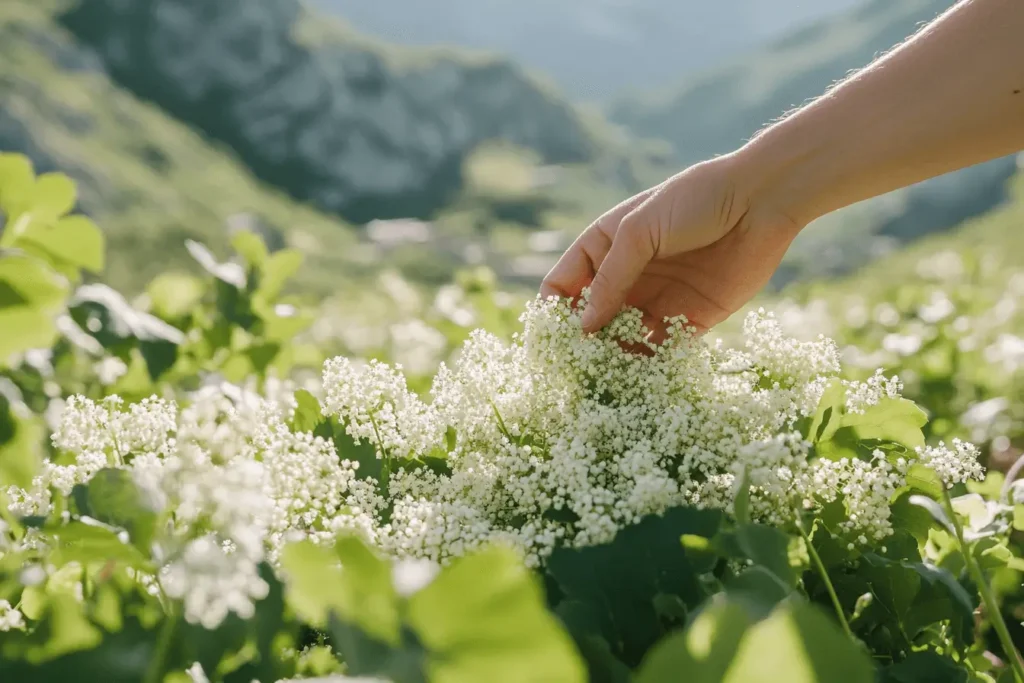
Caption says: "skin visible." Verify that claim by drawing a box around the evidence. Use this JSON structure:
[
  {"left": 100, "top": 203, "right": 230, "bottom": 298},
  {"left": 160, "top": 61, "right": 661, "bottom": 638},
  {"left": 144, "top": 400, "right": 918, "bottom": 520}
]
[{"left": 541, "top": 0, "right": 1024, "bottom": 339}]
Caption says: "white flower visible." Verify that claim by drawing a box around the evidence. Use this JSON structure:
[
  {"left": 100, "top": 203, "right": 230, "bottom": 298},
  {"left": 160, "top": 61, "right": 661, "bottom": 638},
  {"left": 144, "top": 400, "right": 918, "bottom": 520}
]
[{"left": 0, "top": 599, "right": 25, "bottom": 631}]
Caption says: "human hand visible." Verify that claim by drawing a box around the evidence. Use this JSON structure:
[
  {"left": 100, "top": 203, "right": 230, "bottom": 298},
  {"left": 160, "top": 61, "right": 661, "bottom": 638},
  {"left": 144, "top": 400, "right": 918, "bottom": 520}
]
[{"left": 540, "top": 153, "right": 805, "bottom": 339}]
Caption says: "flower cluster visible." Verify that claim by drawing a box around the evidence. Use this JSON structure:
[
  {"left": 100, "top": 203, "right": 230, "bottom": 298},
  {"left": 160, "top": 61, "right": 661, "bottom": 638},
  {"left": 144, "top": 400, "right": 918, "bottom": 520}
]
[
  {"left": 321, "top": 297, "right": 981, "bottom": 566},
  {"left": 5, "top": 297, "right": 985, "bottom": 608},
  {"left": 5, "top": 386, "right": 375, "bottom": 629}
]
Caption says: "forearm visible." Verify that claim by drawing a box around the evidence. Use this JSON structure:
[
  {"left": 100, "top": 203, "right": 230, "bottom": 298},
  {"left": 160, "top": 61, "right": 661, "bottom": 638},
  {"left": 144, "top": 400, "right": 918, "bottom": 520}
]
[{"left": 740, "top": 0, "right": 1024, "bottom": 226}]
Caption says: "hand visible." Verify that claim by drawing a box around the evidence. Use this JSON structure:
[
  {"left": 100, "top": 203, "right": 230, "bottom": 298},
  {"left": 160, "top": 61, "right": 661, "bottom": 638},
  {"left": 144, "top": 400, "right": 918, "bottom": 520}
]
[{"left": 540, "top": 153, "right": 805, "bottom": 339}]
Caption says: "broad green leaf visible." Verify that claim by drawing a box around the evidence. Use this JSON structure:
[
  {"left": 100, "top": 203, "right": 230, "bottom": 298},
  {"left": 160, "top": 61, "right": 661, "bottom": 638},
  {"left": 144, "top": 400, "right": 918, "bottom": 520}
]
[
  {"left": 905, "top": 464, "right": 946, "bottom": 500},
  {"left": 0, "top": 251, "right": 68, "bottom": 307},
  {"left": 808, "top": 379, "right": 846, "bottom": 444},
  {"left": 291, "top": 389, "right": 324, "bottom": 434},
  {"left": 908, "top": 495, "right": 954, "bottom": 534},
  {"left": 49, "top": 521, "right": 151, "bottom": 570},
  {"left": 880, "top": 651, "right": 969, "bottom": 683},
  {"left": 638, "top": 599, "right": 874, "bottom": 683},
  {"left": 144, "top": 272, "right": 204, "bottom": 321},
  {"left": 16, "top": 215, "right": 105, "bottom": 274},
  {"left": 0, "top": 153, "right": 35, "bottom": 219},
  {"left": 73, "top": 468, "right": 159, "bottom": 553},
  {"left": 408, "top": 545, "right": 586, "bottom": 683},
  {"left": 0, "top": 614, "right": 154, "bottom": 681},
  {"left": 722, "top": 600, "right": 873, "bottom": 683},
  {"left": 546, "top": 506, "right": 722, "bottom": 667},
  {"left": 843, "top": 398, "right": 927, "bottom": 449},
  {"left": 635, "top": 598, "right": 752, "bottom": 683},
  {"left": 0, "top": 389, "right": 43, "bottom": 488},
  {"left": 29, "top": 173, "right": 77, "bottom": 221},
  {"left": 279, "top": 537, "right": 399, "bottom": 644},
  {"left": 257, "top": 248, "right": 304, "bottom": 300},
  {"left": 333, "top": 536, "right": 401, "bottom": 644},
  {"left": 231, "top": 230, "right": 268, "bottom": 268},
  {"left": 733, "top": 523, "right": 798, "bottom": 589}
]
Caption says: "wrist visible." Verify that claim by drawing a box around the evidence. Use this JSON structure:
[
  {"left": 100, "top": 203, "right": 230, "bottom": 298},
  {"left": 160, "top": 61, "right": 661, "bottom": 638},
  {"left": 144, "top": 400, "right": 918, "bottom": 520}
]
[{"left": 731, "top": 118, "right": 836, "bottom": 233}]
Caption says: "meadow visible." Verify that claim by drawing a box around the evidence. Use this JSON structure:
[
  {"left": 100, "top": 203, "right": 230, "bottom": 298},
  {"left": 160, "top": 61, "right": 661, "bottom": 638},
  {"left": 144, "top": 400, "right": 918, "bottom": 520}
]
[{"left": 2, "top": 152, "right": 1024, "bottom": 683}]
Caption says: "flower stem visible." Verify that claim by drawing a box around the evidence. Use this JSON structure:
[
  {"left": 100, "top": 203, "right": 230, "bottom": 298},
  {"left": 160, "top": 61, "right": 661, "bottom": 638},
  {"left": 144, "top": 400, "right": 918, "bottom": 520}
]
[
  {"left": 798, "top": 520, "right": 855, "bottom": 641},
  {"left": 941, "top": 488, "right": 1024, "bottom": 682},
  {"left": 144, "top": 609, "right": 179, "bottom": 683}
]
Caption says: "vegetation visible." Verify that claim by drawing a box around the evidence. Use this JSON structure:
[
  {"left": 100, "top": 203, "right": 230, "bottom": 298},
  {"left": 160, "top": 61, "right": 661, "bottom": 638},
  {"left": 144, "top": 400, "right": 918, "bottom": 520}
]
[{"left": 4, "top": 153, "right": 1024, "bottom": 682}]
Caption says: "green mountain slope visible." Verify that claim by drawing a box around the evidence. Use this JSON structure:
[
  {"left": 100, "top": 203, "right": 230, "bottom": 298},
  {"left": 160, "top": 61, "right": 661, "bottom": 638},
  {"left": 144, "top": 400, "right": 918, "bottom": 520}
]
[
  {"left": 59, "top": 0, "right": 640, "bottom": 224},
  {"left": 609, "top": 0, "right": 1018, "bottom": 287},
  {"left": 0, "top": 0, "right": 372, "bottom": 296}
]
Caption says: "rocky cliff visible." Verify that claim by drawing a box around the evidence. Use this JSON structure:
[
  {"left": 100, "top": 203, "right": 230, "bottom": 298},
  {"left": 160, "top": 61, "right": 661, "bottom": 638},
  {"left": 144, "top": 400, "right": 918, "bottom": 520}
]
[{"left": 60, "top": 0, "right": 610, "bottom": 223}]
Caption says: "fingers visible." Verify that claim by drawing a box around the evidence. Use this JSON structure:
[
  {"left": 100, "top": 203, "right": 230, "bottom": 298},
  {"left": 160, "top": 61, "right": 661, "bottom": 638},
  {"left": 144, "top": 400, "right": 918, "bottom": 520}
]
[
  {"left": 581, "top": 202, "right": 657, "bottom": 333},
  {"left": 540, "top": 189, "right": 654, "bottom": 302}
]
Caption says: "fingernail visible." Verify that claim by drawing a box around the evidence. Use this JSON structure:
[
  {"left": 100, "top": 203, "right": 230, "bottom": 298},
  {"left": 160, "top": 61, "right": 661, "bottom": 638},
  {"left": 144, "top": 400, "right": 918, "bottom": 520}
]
[{"left": 581, "top": 309, "right": 596, "bottom": 332}]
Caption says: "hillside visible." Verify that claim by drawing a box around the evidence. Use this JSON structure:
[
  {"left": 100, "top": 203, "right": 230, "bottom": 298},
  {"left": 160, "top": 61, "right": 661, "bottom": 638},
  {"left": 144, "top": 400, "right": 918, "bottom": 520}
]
[
  {"left": 609, "top": 0, "right": 1019, "bottom": 286},
  {"left": 0, "top": 0, "right": 368, "bottom": 296},
  {"left": 313, "top": 0, "right": 861, "bottom": 100},
  {"left": 59, "top": 0, "right": 643, "bottom": 225}
]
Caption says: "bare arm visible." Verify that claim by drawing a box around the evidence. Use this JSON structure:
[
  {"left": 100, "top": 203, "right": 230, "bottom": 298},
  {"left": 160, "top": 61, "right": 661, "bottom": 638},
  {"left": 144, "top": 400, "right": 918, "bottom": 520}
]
[
  {"left": 744, "top": 0, "right": 1024, "bottom": 226},
  {"left": 543, "top": 0, "right": 1024, "bottom": 335}
]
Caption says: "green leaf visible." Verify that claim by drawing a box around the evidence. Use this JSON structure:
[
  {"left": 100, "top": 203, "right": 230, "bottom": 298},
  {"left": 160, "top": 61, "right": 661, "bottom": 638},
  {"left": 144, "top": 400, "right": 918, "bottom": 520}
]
[
  {"left": 555, "top": 600, "right": 632, "bottom": 683},
  {"left": 16, "top": 215, "right": 105, "bottom": 274},
  {"left": 733, "top": 523, "right": 798, "bottom": 589},
  {"left": 0, "top": 614, "right": 155, "bottom": 681},
  {"left": 0, "top": 253, "right": 68, "bottom": 367},
  {"left": 408, "top": 545, "right": 587, "bottom": 683},
  {"left": 843, "top": 398, "right": 927, "bottom": 450},
  {"left": 279, "top": 537, "right": 399, "bottom": 643},
  {"left": 144, "top": 272, "right": 205, "bottom": 321},
  {"left": 291, "top": 389, "right": 324, "bottom": 434},
  {"left": 808, "top": 379, "right": 846, "bottom": 445},
  {"left": 0, "top": 153, "right": 35, "bottom": 216},
  {"left": 908, "top": 495, "right": 954, "bottom": 534},
  {"left": 231, "top": 230, "right": 268, "bottom": 268},
  {"left": 635, "top": 598, "right": 752, "bottom": 683},
  {"left": 74, "top": 468, "right": 160, "bottom": 553},
  {"left": 880, "top": 650, "right": 969, "bottom": 682},
  {"left": 0, "top": 389, "right": 43, "bottom": 488},
  {"left": 637, "top": 599, "right": 874, "bottom": 683},
  {"left": 29, "top": 173, "right": 77, "bottom": 221},
  {"left": 49, "top": 520, "right": 151, "bottom": 570},
  {"left": 724, "top": 600, "right": 874, "bottom": 683},
  {"left": 905, "top": 464, "right": 946, "bottom": 500},
  {"left": 1014, "top": 505, "right": 1024, "bottom": 532},
  {"left": 546, "top": 506, "right": 722, "bottom": 667},
  {"left": 257, "top": 248, "right": 303, "bottom": 300}
]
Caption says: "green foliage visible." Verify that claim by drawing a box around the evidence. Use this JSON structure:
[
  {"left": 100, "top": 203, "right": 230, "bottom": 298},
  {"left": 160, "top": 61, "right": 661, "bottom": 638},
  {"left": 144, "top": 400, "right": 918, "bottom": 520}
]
[{"left": 4, "top": 127, "right": 1024, "bottom": 683}]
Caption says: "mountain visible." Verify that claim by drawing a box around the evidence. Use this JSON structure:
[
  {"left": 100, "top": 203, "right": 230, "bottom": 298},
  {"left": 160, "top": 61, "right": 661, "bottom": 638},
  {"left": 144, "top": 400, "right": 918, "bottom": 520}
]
[
  {"left": 312, "top": 0, "right": 862, "bottom": 101},
  {"left": 608, "top": 0, "right": 1019, "bottom": 286},
  {"left": 59, "top": 0, "right": 642, "bottom": 225},
  {"left": 0, "top": 0, "right": 367, "bottom": 296}
]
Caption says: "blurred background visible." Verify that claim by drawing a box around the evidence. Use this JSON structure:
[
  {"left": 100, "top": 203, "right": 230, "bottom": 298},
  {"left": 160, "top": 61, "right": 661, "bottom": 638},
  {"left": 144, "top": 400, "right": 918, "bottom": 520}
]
[
  {"left": 6, "top": 0, "right": 1016, "bottom": 299},
  {"left": 5, "top": 0, "right": 1024, "bottom": 463}
]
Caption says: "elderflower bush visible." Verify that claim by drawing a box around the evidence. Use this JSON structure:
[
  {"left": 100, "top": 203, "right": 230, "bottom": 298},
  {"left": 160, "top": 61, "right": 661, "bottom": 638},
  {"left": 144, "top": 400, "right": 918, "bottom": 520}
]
[
  {"left": 2, "top": 296, "right": 1021, "bottom": 683},
  {"left": 320, "top": 297, "right": 981, "bottom": 566}
]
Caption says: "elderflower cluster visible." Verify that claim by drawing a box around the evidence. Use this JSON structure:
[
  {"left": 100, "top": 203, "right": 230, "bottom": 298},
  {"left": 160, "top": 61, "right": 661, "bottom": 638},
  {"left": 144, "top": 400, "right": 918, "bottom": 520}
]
[
  {"left": 320, "top": 297, "right": 982, "bottom": 566},
  {"left": 4, "top": 386, "right": 375, "bottom": 629}
]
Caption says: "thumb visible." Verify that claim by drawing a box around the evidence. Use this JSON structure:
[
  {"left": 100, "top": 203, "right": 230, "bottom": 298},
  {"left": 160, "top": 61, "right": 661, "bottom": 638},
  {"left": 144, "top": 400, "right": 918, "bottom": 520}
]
[{"left": 581, "top": 205, "right": 656, "bottom": 333}]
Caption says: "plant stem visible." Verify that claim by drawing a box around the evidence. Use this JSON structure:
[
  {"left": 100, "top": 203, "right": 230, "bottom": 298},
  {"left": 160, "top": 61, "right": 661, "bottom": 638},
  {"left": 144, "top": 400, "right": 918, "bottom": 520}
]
[
  {"left": 144, "top": 609, "right": 179, "bottom": 683},
  {"left": 941, "top": 488, "right": 1024, "bottom": 683},
  {"left": 798, "top": 521, "right": 855, "bottom": 640}
]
